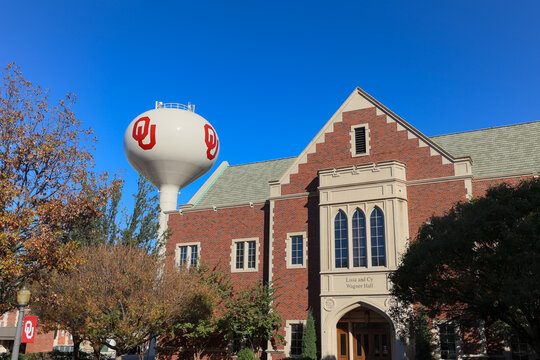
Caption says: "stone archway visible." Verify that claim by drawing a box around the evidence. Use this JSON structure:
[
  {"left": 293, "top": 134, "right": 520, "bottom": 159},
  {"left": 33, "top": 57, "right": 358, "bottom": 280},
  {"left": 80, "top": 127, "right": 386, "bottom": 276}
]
[{"left": 321, "top": 299, "right": 407, "bottom": 360}]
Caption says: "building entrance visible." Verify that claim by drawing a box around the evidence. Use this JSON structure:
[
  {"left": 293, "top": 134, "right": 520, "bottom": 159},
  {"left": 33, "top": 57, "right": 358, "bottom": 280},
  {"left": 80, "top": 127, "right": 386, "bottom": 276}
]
[{"left": 336, "top": 308, "right": 392, "bottom": 360}]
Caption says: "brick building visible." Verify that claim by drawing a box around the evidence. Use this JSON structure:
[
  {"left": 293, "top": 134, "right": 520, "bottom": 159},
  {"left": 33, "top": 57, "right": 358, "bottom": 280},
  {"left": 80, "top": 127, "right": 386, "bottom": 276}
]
[
  {"left": 0, "top": 309, "right": 73, "bottom": 354},
  {"left": 166, "top": 88, "right": 540, "bottom": 360}
]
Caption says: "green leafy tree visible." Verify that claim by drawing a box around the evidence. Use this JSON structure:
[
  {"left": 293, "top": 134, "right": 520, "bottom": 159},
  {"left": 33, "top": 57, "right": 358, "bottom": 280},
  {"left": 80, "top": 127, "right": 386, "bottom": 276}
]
[
  {"left": 390, "top": 179, "right": 540, "bottom": 355},
  {"left": 301, "top": 310, "right": 317, "bottom": 360},
  {"left": 226, "top": 282, "right": 284, "bottom": 354},
  {"left": 71, "top": 175, "right": 163, "bottom": 253},
  {"left": 0, "top": 63, "right": 114, "bottom": 312},
  {"left": 158, "top": 266, "right": 232, "bottom": 360}
]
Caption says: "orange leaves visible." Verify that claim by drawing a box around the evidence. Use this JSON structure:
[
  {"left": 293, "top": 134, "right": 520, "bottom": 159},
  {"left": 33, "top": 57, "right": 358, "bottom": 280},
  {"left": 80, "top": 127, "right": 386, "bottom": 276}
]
[{"left": 0, "top": 63, "right": 115, "bottom": 312}]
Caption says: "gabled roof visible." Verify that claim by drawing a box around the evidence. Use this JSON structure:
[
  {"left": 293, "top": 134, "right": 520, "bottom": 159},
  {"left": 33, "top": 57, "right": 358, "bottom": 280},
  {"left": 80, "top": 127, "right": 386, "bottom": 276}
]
[
  {"left": 431, "top": 120, "right": 540, "bottom": 177},
  {"left": 184, "top": 87, "right": 540, "bottom": 210},
  {"left": 189, "top": 157, "right": 296, "bottom": 209}
]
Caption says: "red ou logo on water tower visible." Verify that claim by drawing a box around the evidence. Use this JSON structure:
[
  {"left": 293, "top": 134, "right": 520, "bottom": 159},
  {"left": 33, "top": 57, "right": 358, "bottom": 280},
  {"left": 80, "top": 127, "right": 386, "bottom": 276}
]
[
  {"left": 132, "top": 116, "right": 156, "bottom": 150},
  {"left": 204, "top": 124, "right": 219, "bottom": 160}
]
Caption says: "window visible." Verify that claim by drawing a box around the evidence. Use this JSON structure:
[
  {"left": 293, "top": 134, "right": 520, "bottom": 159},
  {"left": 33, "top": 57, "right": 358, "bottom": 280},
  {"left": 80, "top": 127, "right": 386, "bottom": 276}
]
[
  {"left": 370, "top": 207, "right": 386, "bottom": 267},
  {"left": 286, "top": 232, "right": 307, "bottom": 268},
  {"left": 231, "top": 238, "right": 259, "bottom": 272},
  {"left": 351, "top": 124, "right": 370, "bottom": 157},
  {"left": 510, "top": 335, "right": 529, "bottom": 360},
  {"left": 175, "top": 242, "right": 200, "bottom": 268},
  {"left": 352, "top": 209, "right": 367, "bottom": 267},
  {"left": 290, "top": 323, "right": 303, "bottom": 356},
  {"left": 285, "top": 321, "right": 306, "bottom": 357},
  {"left": 439, "top": 324, "right": 458, "bottom": 360},
  {"left": 335, "top": 211, "right": 349, "bottom": 268},
  {"left": 333, "top": 206, "right": 387, "bottom": 269}
]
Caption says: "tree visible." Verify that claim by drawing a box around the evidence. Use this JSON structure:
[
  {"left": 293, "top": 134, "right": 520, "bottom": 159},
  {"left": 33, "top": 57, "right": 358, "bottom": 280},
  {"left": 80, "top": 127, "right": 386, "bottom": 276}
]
[
  {"left": 71, "top": 175, "right": 163, "bottom": 253},
  {"left": 390, "top": 179, "right": 540, "bottom": 355},
  {"left": 226, "top": 282, "right": 284, "bottom": 354},
  {"left": 0, "top": 64, "right": 113, "bottom": 312},
  {"left": 32, "top": 244, "right": 191, "bottom": 360},
  {"left": 301, "top": 310, "right": 317, "bottom": 360},
  {"left": 158, "top": 265, "right": 232, "bottom": 360}
]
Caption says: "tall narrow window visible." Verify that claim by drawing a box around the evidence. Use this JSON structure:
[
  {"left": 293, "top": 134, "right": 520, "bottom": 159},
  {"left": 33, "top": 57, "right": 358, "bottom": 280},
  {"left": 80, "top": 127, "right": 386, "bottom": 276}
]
[
  {"left": 247, "top": 241, "right": 256, "bottom": 269},
  {"left": 335, "top": 210, "right": 349, "bottom": 268},
  {"left": 370, "top": 207, "right": 386, "bottom": 266},
  {"left": 235, "top": 242, "right": 245, "bottom": 269},
  {"left": 190, "top": 245, "right": 198, "bottom": 267},
  {"left": 290, "top": 323, "right": 303, "bottom": 356},
  {"left": 178, "top": 246, "right": 188, "bottom": 266},
  {"left": 439, "top": 324, "right": 457, "bottom": 360},
  {"left": 291, "top": 235, "right": 303, "bottom": 265},
  {"left": 352, "top": 209, "right": 367, "bottom": 267}
]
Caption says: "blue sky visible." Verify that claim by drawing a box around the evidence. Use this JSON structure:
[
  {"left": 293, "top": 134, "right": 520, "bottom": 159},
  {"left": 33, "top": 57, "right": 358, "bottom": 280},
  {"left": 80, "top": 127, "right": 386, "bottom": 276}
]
[{"left": 2, "top": 0, "right": 539, "bottom": 207}]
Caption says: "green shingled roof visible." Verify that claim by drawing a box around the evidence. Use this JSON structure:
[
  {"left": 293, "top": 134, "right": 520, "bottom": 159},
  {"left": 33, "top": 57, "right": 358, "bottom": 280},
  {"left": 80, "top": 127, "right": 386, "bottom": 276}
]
[
  {"left": 192, "top": 157, "right": 296, "bottom": 208},
  {"left": 431, "top": 120, "right": 540, "bottom": 177},
  {"left": 189, "top": 121, "right": 540, "bottom": 209}
]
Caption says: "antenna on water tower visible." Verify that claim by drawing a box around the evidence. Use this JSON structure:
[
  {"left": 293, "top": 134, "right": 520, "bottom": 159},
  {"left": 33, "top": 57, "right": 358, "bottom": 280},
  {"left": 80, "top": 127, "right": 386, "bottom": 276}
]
[{"left": 123, "top": 102, "right": 220, "bottom": 256}]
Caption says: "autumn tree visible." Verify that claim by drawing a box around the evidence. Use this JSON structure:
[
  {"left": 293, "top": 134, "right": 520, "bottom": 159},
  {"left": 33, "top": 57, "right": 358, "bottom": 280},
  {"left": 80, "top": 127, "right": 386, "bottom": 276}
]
[
  {"left": 226, "top": 282, "right": 283, "bottom": 354},
  {"left": 0, "top": 64, "right": 113, "bottom": 312},
  {"left": 32, "top": 244, "right": 192, "bottom": 360},
  {"left": 390, "top": 179, "right": 540, "bottom": 356}
]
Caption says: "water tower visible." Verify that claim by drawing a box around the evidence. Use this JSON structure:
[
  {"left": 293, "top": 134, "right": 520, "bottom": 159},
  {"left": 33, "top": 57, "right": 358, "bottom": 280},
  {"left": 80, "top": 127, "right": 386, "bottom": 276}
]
[{"left": 123, "top": 102, "right": 219, "bottom": 253}]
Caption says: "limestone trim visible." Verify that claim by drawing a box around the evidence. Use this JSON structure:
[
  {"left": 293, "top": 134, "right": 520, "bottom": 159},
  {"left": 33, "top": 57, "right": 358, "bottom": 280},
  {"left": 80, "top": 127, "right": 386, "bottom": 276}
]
[
  {"left": 320, "top": 296, "right": 406, "bottom": 360},
  {"left": 268, "top": 200, "right": 275, "bottom": 282},
  {"left": 350, "top": 124, "right": 371, "bottom": 157},
  {"left": 285, "top": 231, "right": 307, "bottom": 269},
  {"left": 406, "top": 175, "right": 473, "bottom": 186},
  {"left": 230, "top": 237, "right": 260, "bottom": 273}
]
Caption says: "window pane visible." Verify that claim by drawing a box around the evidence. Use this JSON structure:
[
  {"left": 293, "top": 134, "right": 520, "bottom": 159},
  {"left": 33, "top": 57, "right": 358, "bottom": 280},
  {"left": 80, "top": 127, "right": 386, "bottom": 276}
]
[
  {"left": 370, "top": 207, "right": 386, "bottom": 266},
  {"left": 335, "top": 211, "right": 349, "bottom": 268},
  {"left": 235, "top": 242, "right": 244, "bottom": 269},
  {"left": 291, "top": 324, "right": 303, "bottom": 356},
  {"left": 374, "top": 334, "right": 380, "bottom": 356},
  {"left": 340, "top": 334, "right": 347, "bottom": 356},
  {"left": 352, "top": 209, "right": 367, "bottom": 267},
  {"left": 440, "top": 324, "right": 457, "bottom": 360},
  {"left": 247, "top": 241, "right": 256, "bottom": 269},
  {"left": 291, "top": 235, "right": 303, "bottom": 265},
  {"left": 190, "top": 245, "right": 198, "bottom": 267},
  {"left": 179, "top": 246, "right": 188, "bottom": 266}
]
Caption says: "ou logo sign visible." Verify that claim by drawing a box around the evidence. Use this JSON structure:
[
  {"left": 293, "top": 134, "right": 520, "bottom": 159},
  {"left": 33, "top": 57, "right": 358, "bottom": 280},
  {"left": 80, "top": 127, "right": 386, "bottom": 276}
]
[{"left": 21, "top": 316, "right": 37, "bottom": 343}]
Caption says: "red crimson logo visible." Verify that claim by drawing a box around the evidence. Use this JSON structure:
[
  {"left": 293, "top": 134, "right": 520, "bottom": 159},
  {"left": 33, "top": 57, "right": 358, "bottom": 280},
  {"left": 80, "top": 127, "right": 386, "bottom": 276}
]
[
  {"left": 132, "top": 117, "right": 156, "bottom": 150},
  {"left": 204, "top": 124, "right": 219, "bottom": 160},
  {"left": 21, "top": 316, "right": 37, "bottom": 343}
]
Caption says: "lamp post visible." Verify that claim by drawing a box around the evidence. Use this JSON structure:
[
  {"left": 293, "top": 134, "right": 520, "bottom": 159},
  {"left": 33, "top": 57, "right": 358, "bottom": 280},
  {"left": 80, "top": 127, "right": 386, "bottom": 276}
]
[{"left": 11, "top": 286, "right": 31, "bottom": 360}]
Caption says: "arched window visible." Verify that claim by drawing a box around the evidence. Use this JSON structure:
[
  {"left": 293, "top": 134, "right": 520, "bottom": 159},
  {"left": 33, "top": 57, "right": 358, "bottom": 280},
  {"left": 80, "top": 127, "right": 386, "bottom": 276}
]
[
  {"left": 352, "top": 209, "right": 367, "bottom": 267},
  {"left": 370, "top": 207, "right": 386, "bottom": 266},
  {"left": 334, "top": 210, "right": 348, "bottom": 268}
]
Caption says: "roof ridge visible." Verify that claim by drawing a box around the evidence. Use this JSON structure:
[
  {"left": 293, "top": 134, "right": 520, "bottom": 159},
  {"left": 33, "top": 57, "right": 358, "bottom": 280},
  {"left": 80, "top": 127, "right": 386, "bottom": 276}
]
[
  {"left": 431, "top": 119, "right": 540, "bottom": 138},
  {"left": 228, "top": 156, "right": 297, "bottom": 168}
]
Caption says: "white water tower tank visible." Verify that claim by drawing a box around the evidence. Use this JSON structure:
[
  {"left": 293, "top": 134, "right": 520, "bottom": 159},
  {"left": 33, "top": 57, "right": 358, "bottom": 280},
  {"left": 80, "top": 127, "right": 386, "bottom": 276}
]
[{"left": 123, "top": 102, "right": 219, "bottom": 213}]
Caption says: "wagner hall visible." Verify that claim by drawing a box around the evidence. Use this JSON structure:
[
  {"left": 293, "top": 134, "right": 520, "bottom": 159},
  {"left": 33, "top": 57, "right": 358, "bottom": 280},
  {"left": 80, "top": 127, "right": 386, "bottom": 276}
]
[{"left": 165, "top": 88, "right": 540, "bottom": 360}]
